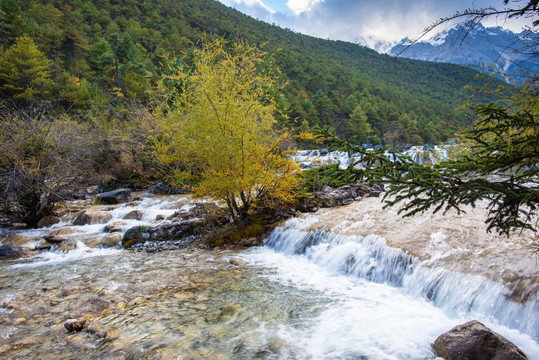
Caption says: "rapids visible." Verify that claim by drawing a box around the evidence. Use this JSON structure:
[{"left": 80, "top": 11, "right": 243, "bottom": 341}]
[
  {"left": 293, "top": 145, "right": 455, "bottom": 169},
  {"left": 0, "top": 193, "right": 538, "bottom": 359}
]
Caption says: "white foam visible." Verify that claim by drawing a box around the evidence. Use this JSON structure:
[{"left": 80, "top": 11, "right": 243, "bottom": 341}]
[{"left": 10, "top": 241, "right": 121, "bottom": 269}]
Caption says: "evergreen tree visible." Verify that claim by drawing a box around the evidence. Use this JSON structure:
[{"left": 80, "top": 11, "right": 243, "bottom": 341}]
[{"left": 0, "top": 36, "right": 52, "bottom": 102}]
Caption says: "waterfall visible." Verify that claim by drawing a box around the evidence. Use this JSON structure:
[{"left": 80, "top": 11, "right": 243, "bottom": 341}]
[
  {"left": 293, "top": 145, "right": 457, "bottom": 169},
  {"left": 263, "top": 222, "right": 539, "bottom": 342}
]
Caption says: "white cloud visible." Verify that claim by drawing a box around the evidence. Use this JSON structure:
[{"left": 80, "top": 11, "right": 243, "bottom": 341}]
[
  {"left": 220, "top": 0, "right": 276, "bottom": 17},
  {"left": 285, "top": 0, "right": 324, "bottom": 15},
  {"left": 217, "top": 0, "right": 535, "bottom": 47}
]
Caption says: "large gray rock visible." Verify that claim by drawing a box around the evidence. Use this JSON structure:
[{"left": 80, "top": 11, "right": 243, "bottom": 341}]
[
  {"left": 103, "top": 221, "right": 127, "bottom": 233},
  {"left": 433, "top": 320, "right": 528, "bottom": 360},
  {"left": 97, "top": 188, "right": 132, "bottom": 204},
  {"left": 0, "top": 245, "right": 35, "bottom": 260},
  {"left": 87, "top": 233, "right": 122, "bottom": 248},
  {"left": 73, "top": 210, "right": 112, "bottom": 225},
  {"left": 37, "top": 215, "right": 60, "bottom": 228},
  {"left": 3, "top": 234, "right": 33, "bottom": 246},
  {"left": 123, "top": 210, "right": 143, "bottom": 220}
]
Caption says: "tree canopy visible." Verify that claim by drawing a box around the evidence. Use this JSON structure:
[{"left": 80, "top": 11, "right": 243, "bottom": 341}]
[
  {"left": 153, "top": 38, "right": 299, "bottom": 222},
  {"left": 0, "top": 36, "right": 52, "bottom": 102},
  {"left": 0, "top": 0, "right": 508, "bottom": 145}
]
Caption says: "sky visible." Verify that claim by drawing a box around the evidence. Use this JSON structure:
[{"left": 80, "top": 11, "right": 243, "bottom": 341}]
[{"left": 216, "top": 0, "right": 536, "bottom": 50}]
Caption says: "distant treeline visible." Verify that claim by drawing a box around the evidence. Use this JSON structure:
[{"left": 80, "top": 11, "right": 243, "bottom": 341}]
[{"left": 0, "top": 0, "right": 509, "bottom": 145}]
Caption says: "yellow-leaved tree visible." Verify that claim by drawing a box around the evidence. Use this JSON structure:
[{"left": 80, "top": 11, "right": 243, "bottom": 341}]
[{"left": 154, "top": 38, "right": 299, "bottom": 222}]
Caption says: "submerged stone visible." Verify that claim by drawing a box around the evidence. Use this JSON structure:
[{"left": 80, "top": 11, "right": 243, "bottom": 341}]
[{"left": 64, "top": 318, "right": 86, "bottom": 332}]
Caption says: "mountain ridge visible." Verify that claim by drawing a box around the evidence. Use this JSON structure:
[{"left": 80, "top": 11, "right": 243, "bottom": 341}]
[{"left": 389, "top": 22, "right": 539, "bottom": 82}]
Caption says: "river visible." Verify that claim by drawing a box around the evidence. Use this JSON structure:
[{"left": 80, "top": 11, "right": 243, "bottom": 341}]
[{"left": 0, "top": 193, "right": 538, "bottom": 359}]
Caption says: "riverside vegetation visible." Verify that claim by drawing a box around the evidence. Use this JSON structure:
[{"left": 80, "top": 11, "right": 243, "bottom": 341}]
[{"left": 0, "top": 0, "right": 513, "bottom": 230}]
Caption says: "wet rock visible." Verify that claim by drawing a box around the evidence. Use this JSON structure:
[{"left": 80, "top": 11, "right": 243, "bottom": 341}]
[
  {"left": 57, "top": 240, "right": 77, "bottom": 252},
  {"left": 37, "top": 215, "right": 60, "bottom": 228},
  {"left": 35, "top": 240, "right": 52, "bottom": 251},
  {"left": 44, "top": 234, "right": 68, "bottom": 244},
  {"left": 61, "top": 285, "right": 81, "bottom": 297},
  {"left": 104, "top": 327, "right": 120, "bottom": 342},
  {"left": 3, "top": 234, "right": 33, "bottom": 246},
  {"left": 64, "top": 317, "right": 86, "bottom": 332},
  {"left": 123, "top": 220, "right": 202, "bottom": 249},
  {"left": 73, "top": 210, "right": 113, "bottom": 225},
  {"left": 48, "top": 227, "right": 74, "bottom": 236},
  {"left": 97, "top": 188, "right": 131, "bottom": 204},
  {"left": 123, "top": 210, "right": 143, "bottom": 220},
  {"left": 70, "top": 298, "right": 111, "bottom": 319},
  {"left": 432, "top": 320, "right": 528, "bottom": 360},
  {"left": 103, "top": 221, "right": 126, "bottom": 233},
  {"left": 242, "top": 237, "right": 260, "bottom": 247},
  {"left": 229, "top": 258, "right": 244, "bottom": 266},
  {"left": 122, "top": 227, "right": 149, "bottom": 248},
  {"left": 87, "top": 233, "right": 122, "bottom": 248},
  {"left": 0, "top": 245, "right": 34, "bottom": 260},
  {"left": 299, "top": 183, "right": 383, "bottom": 212}
]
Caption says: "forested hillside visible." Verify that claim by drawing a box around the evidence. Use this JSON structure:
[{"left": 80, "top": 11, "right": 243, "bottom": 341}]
[{"left": 0, "top": 0, "right": 507, "bottom": 144}]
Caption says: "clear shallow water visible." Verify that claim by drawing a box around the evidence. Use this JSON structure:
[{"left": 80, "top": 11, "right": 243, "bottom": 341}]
[{"left": 1, "top": 194, "right": 538, "bottom": 359}]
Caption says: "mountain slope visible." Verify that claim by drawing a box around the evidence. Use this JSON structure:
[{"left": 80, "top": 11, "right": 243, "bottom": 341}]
[
  {"left": 390, "top": 23, "right": 539, "bottom": 82},
  {"left": 0, "top": 0, "right": 509, "bottom": 144}
]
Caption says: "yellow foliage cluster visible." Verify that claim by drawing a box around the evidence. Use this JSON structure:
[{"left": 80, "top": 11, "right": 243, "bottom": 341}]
[{"left": 153, "top": 38, "right": 299, "bottom": 220}]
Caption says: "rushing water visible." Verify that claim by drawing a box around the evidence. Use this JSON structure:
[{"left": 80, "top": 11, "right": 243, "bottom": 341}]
[
  {"left": 293, "top": 145, "right": 456, "bottom": 169},
  {"left": 1, "top": 194, "right": 538, "bottom": 359}
]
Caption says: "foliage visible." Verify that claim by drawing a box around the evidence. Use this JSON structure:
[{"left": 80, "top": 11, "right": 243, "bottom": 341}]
[
  {"left": 301, "top": 164, "right": 350, "bottom": 192},
  {"left": 0, "top": 0, "right": 508, "bottom": 145},
  {"left": 0, "top": 112, "right": 94, "bottom": 225},
  {"left": 0, "top": 105, "right": 162, "bottom": 225},
  {"left": 0, "top": 36, "right": 52, "bottom": 102},
  {"left": 153, "top": 38, "right": 300, "bottom": 222},
  {"left": 314, "top": 95, "right": 538, "bottom": 237}
]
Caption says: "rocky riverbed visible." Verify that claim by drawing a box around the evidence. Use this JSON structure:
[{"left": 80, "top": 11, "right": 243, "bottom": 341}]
[
  {"left": 1, "top": 187, "right": 537, "bottom": 359},
  {"left": 1, "top": 247, "right": 319, "bottom": 359}
]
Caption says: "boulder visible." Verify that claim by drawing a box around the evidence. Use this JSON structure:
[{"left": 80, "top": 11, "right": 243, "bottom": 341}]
[
  {"left": 122, "top": 227, "right": 150, "bottom": 248},
  {"left": 73, "top": 210, "right": 112, "bottom": 225},
  {"left": 57, "top": 240, "right": 77, "bottom": 252},
  {"left": 47, "top": 228, "right": 74, "bottom": 236},
  {"left": 35, "top": 240, "right": 53, "bottom": 251},
  {"left": 433, "top": 320, "right": 528, "bottom": 360},
  {"left": 44, "top": 234, "right": 68, "bottom": 244},
  {"left": 37, "top": 215, "right": 60, "bottom": 228},
  {"left": 3, "top": 234, "right": 33, "bottom": 246},
  {"left": 103, "top": 221, "right": 126, "bottom": 233},
  {"left": 87, "top": 233, "right": 122, "bottom": 248},
  {"left": 97, "top": 188, "right": 132, "bottom": 204},
  {"left": 0, "top": 245, "right": 35, "bottom": 260},
  {"left": 123, "top": 210, "right": 143, "bottom": 220}
]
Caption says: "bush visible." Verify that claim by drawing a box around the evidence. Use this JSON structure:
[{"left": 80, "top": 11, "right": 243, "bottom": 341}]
[{"left": 0, "top": 112, "right": 96, "bottom": 225}]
